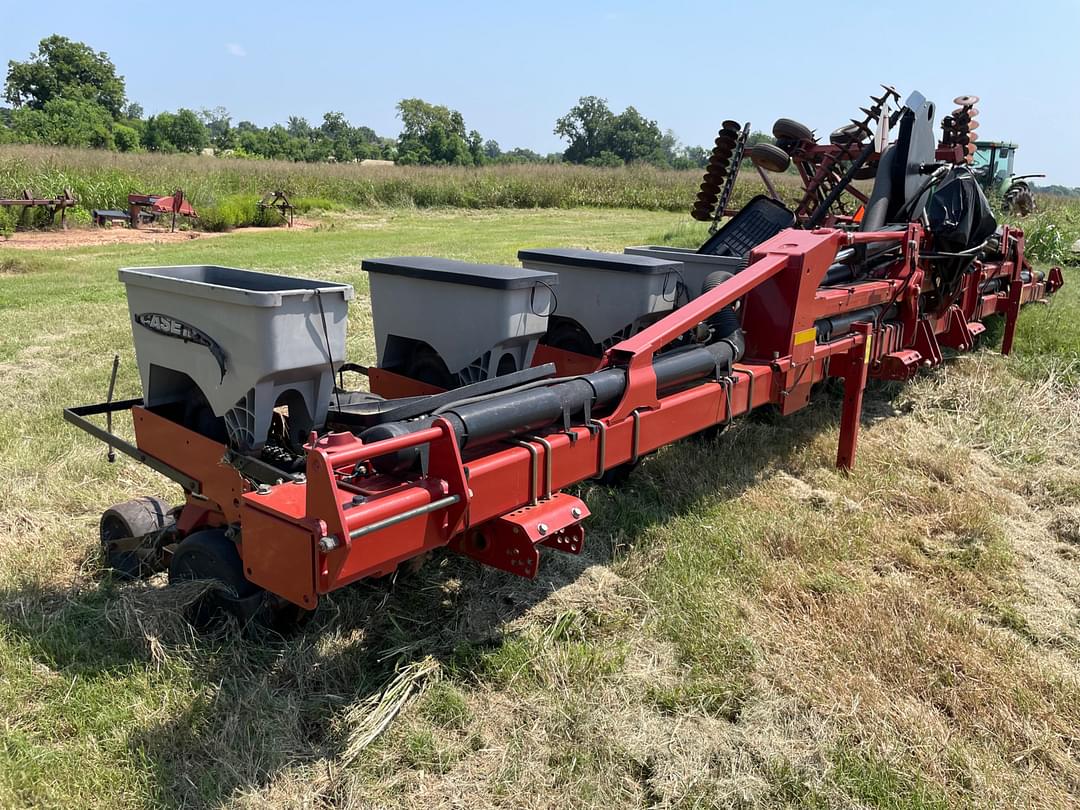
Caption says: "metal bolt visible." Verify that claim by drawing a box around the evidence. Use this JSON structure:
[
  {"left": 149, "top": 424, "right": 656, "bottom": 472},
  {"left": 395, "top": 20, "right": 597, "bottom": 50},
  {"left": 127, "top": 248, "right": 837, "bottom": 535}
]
[
  {"left": 537, "top": 523, "right": 548, "bottom": 535},
  {"left": 319, "top": 535, "right": 340, "bottom": 552},
  {"left": 571, "top": 507, "right": 582, "bottom": 519},
  {"left": 256, "top": 483, "right": 272, "bottom": 495}
]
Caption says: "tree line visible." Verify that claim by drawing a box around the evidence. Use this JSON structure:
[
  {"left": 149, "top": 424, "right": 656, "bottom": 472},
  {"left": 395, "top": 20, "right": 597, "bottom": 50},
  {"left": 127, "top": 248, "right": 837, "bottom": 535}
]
[{"left": 1, "top": 36, "right": 720, "bottom": 169}]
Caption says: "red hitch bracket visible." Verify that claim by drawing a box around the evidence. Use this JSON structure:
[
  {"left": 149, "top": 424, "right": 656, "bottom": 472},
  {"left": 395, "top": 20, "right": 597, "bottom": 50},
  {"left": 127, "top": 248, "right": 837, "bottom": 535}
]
[{"left": 450, "top": 492, "right": 589, "bottom": 579}]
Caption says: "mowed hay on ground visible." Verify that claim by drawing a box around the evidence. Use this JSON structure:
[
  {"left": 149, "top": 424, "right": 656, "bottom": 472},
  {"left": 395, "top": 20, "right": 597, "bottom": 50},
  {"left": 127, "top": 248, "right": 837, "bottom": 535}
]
[{"left": 0, "top": 208, "right": 1078, "bottom": 809}]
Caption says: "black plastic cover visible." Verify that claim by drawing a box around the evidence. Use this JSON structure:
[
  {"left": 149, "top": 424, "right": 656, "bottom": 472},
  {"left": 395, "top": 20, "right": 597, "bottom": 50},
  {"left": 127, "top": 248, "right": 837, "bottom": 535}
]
[
  {"left": 697, "top": 195, "right": 794, "bottom": 258},
  {"left": 517, "top": 248, "right": 681, "bottom": 275},
  {"left": 926, "top": 167, "right": 997, "bottom": 254},
  {"left": 362, "top": 256, "right": 559, "bottom": 290}
]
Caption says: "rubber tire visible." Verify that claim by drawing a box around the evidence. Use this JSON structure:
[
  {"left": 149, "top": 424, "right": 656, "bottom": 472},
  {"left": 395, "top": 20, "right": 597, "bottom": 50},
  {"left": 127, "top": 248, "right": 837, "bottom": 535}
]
[
  {"left": 831, "top": 123, "right": 864, "bottom": 145},
  {"left": 772, "top": 118, "right": 814, "bottom": 143},
  {"left": 746, "top": 143, "right": 791, "bottom": 174},
  {"left": 99, "top": 497, "right": 173, "bottom": 580},
  {"left": 168, "top": 529, "right": 260, "bottom": 629},
  {"left": 1005, "top": 185, "right": 1035, "bottom": 217}
]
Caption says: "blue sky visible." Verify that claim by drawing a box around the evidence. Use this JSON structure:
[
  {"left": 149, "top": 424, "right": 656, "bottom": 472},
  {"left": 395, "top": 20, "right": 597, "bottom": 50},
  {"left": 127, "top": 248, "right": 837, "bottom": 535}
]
[{"left": 4, "top": 0, "right": 1079, "bottom": 184}]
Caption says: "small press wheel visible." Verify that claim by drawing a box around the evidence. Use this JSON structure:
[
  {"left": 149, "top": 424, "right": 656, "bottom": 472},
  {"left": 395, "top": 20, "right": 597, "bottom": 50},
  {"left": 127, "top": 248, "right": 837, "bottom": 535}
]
[
  {"left": 99, "top": 496, "right": 173, "bottom": 579},
  {"left": 544, "top": 319, "right": 600, "bottom": 357},
  {"left": 405, "top": 344, "right": 455, "bottom": 390},
  {"left": 168, "top": 529, "right": 260, "bottom": 629}
]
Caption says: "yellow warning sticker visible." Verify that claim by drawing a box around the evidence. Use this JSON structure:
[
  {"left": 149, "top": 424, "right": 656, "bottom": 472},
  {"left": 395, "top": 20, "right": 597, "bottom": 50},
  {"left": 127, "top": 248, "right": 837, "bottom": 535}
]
[
  {"left": 864, "top": 335, "right": 873, "bottom": 363},
  {"left": 794, "top": 327, "right": 817, "bottom": 346}
]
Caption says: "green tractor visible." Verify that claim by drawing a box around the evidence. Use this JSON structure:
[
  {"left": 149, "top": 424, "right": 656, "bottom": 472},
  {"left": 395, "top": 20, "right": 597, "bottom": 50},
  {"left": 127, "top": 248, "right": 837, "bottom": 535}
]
[{"left": 971, "top": 140, "right": 1044, "bottom": 216}]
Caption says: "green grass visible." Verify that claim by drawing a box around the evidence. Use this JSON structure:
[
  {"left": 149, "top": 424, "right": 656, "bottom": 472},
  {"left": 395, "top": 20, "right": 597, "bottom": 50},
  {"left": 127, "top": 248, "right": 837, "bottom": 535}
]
[{"left": 0, "top": 206, "right": 1078, "bottom": 808}]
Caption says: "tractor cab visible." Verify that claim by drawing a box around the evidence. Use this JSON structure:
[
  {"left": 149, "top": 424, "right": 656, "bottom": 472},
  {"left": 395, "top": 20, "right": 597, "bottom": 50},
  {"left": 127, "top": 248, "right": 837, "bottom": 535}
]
[
  {"left": 972, "top": 141, "right": 1016, "bottom": 191},
  {"left": 971, "top": 140, "right": 1042, "bottom": 215}
]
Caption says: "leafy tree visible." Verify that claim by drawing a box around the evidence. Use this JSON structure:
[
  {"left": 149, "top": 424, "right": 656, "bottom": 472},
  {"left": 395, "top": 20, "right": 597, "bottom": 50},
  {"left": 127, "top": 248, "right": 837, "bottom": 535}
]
[
  {"left": 673, "top": 145, "right": 708, "bottom": 170},
  {"left": 11, "top": 97, "right": 115, "bottom": 148},
  {"left": 497, "top": 147, "right": 545, "bottom": 164},
  {"left": 144, "top": 108, "right": 208, "bottom": 153},
  {"left": 286, "top": 116, "right": 312, "bottom": 140},
  {"left": 0, "top": 37, "right": 418, "bottom": 165},
  {"left": 554, "top": 96, "right": 672, "bottom": 166},
  {"left": 266, "top": 124, "right": 304, "bottom": 160},
  {"left": 554, "top": 96, "right": 616, "bottom": 164},
  {"left": 113, "top": 123, "right": 140, "bottom": 152},
  {"left": 142, "top": 113, "right": 174, "bottom": 151},
  {"left": 169, "top": 108, "right": 208, "bottom": 152},
  {"left": 199, "top": 106, "right": 234, "bottom": 150},
  {"left": 320, "top": 111, "right": 348, "bottom": 139},
  {"left": 4, "top": 35, "right": 126, "bottom": 117},
  {"left": 396, "top": 98, "right": 473, "bottom": 166},
  {"left": 320, "top": 111, "right": 357, "bottom": 161},
  {"left": 234, "top": 125, "right": 269, "bottom": 158},
  {"left": 607, "top": 106, "right": 664, "bottom": 164},
  {"left": 467, "top": 129, "right": 484, "bottom": 165},
  {"left": 483, "top": 139, "right": 501, "bottom": 160}
]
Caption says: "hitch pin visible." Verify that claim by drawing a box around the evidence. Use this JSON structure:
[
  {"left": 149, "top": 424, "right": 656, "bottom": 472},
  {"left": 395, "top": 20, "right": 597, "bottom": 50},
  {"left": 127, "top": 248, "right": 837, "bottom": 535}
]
[{"left": 105, "top": 353, "right": 119, "bottom": 463}]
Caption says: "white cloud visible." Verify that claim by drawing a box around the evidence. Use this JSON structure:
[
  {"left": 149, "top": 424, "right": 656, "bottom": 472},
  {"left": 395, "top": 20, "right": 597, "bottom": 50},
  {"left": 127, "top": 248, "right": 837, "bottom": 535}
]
[{"left": 225, "top": 43, "right": 247, "bottom": 57}]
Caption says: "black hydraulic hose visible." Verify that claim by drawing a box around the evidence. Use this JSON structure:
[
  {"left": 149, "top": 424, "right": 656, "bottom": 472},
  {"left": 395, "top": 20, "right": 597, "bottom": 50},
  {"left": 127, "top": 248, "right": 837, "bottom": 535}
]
[
  {"left": 815, "top": 306, "right": 895, "bottom": 342},
  {"left": 701, "top": 270, "right": 741, "bottom": 339},
  {"left": 362, "top": 328, "right": 746, "bottom": 473}
]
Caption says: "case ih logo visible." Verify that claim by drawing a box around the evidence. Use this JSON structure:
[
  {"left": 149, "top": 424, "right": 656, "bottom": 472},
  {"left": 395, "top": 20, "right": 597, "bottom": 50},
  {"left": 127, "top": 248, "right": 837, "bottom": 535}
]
[{"left": 136, "top": 313, "right": 228, "bottom": 381}]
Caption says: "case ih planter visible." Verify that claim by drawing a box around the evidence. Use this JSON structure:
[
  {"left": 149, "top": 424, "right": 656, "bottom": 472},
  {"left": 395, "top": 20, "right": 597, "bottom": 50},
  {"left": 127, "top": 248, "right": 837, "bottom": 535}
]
[{"left": 67, "top": 89, "right": 1064, "bottom": 629}]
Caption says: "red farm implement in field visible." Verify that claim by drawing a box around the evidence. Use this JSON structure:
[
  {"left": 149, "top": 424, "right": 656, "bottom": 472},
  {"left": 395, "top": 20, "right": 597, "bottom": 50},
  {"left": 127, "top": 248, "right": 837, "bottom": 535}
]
[
  {"left": 128, "top": 190, "right": 197, "bottom": 231},
  {"left": 67, "top": 89, "right": 1063, "bottom": 628}
]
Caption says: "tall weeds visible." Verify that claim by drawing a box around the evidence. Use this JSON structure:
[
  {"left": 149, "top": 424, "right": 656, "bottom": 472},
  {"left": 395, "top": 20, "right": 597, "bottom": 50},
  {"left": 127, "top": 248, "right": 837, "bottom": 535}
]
[{"left": 0, "top": 144, "right": 799, "bottom": 215}]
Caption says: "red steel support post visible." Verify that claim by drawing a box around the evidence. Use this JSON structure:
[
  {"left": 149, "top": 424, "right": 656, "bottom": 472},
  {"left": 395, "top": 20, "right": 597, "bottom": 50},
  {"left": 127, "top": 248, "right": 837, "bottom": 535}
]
[{"left": 836, "top": 322, "right": 873, "bottom": 470}]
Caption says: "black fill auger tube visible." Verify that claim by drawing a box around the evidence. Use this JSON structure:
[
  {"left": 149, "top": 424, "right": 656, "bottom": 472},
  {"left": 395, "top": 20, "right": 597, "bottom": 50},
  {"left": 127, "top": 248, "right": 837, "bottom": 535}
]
[{"left": 361, "top": 325, "right": 746, "bottom": 474}]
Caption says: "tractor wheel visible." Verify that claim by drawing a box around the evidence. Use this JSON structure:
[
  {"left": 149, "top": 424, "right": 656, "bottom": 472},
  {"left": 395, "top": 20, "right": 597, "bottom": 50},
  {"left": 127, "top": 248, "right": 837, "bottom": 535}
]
[
  {"left": 1005, "top": 185, "right": 1036, "bottom": 217},
  {"left": 168, "top": 529, "right": 261, "bottom": 630},
  {"left": 99, "top": 497, "right": 173, "bottom": 580},
  {"left": 746, "top": 143, "right": 791, "bottom": 173},
  {"left": 772, "top": 118, "right": 814, "bottom": 143}
]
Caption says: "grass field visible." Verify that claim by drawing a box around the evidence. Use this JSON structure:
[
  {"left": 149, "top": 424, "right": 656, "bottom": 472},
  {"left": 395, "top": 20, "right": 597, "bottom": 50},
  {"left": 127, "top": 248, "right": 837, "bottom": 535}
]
[
  {"left": 1, "top": 207, "right": 1079, "bottom": 809},
  {"left": 0, "top": 145, "right": 771, "bottom": 214}
]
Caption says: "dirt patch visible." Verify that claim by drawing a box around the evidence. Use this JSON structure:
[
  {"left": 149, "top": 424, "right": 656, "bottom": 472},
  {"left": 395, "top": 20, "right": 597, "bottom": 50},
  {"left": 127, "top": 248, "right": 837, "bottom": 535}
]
[
  {"left": 0, "top": 218, "right": 317, "bottom": 251},
  {"left": 0, "top": 226, "right": 224, "bottom": 250}
]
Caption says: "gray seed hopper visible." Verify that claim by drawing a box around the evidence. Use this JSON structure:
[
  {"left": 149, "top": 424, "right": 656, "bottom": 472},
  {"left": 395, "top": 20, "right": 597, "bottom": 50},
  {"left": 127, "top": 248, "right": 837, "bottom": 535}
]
[
  {"left": 119, "top": 265, "right": 353, "bottom": 450},
  {"left": 362, "top": 256, "right": 557, "bottom": 387},
  {"left": 623, "top": 246, "right": 746, "bottom": 298},
  {"left": 517, "top": 248, "right": 682, "bottom": 348}
]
